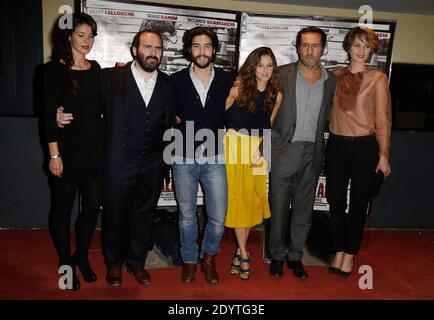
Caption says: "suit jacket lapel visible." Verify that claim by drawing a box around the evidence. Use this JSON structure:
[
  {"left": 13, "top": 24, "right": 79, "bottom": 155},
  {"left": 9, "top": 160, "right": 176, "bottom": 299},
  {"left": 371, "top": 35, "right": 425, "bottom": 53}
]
[
  {"left": 155, "top": 70, "right": 170, "bottom": 128},
  {"left": 320, "top": 70, "right": 332, "bottom": 119},
  {"left": 120, "top": 63, "right": 135, "bottom": 124},
  {"left": 287, "top": 62, "right": 298, "bottom": 122},
  {"left": 118, "top": 63, "right": 133, "bottom": 107}
]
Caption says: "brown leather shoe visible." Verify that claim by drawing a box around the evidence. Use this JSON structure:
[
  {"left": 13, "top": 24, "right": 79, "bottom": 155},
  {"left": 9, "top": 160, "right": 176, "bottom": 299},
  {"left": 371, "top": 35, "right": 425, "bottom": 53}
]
[
  {"left": 126, "top": 265, "right": 151, "bottom": 285},
  {"left": 181, "top": 263, "right": 197, "bottom": 283},
  {"left": 106, "top": 266, "right": 122, "bottom": 286},
  {"left": 201, "top": 253, "right": 219, "bottom": 284}
]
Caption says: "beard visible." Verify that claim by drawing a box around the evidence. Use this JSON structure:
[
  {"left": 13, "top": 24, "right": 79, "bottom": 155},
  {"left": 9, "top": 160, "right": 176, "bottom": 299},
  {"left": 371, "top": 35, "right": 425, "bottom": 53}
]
[
  {"left": 137, "top": 52, "right": 160, "bottom": 72},
  {"left": 300, "top": 56, "right": 320, "bottom": 68},
  {"left": 192, "top": 54, "right": 213, "bottom": 69}
]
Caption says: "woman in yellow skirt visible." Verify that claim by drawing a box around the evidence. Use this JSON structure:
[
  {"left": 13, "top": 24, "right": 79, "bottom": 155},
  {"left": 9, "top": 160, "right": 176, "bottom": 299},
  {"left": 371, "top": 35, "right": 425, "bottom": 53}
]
[{"left": 224, "top": 47, "right": 282, "bottom": 280}]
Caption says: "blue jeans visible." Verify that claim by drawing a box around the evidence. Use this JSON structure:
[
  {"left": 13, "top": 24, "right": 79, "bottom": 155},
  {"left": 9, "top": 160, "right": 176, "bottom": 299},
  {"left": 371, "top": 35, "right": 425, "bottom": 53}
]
[{"left": 172, "top": 155, "right": 227, "bottom": 263}]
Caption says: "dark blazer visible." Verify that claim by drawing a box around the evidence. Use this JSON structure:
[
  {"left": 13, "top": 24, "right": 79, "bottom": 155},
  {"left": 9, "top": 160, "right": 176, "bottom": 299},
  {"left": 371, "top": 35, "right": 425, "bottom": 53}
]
[
  {"left": 272, "top": 61, "right": 337, "bottom": 176},
  {"left": 171, "top": 65, "right": 235, "bottom": 157},
  {"left": 101, "top": 62, "right": 174, "bottom": 181}
]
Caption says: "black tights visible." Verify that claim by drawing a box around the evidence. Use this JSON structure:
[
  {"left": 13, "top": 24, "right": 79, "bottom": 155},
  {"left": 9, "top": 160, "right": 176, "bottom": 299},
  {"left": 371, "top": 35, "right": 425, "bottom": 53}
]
[{"left": 51, "top": 179, "right": 101, "bottom": 267}]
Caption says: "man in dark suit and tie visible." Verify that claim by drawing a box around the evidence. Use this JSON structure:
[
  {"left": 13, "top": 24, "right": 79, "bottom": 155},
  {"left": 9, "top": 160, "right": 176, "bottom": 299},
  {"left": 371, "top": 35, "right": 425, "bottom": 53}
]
[
  {"left": 101, "top": 30, "right": 174, "bottom": 286},
  {"left": 269, "top": 26, "right": 337, "bottom": 279}
]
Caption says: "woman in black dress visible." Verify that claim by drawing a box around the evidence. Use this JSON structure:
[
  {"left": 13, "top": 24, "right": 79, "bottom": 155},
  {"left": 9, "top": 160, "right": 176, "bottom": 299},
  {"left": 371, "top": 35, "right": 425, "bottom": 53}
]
[{"left": 44, "top": 13, "right": 103, "bottom": 290}]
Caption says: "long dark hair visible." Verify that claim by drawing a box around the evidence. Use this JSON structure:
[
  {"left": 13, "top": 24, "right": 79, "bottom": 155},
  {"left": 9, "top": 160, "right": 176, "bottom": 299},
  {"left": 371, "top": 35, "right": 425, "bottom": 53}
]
[
  {"left": 236, "top": 47, "right": 280, "bottom": 113},
  {"left": 50, "top": 12, "right": 97, "bottom": 94}
]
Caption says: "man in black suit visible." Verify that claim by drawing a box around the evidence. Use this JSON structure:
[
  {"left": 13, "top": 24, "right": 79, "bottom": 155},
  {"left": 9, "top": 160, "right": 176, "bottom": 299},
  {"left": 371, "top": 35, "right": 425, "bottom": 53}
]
[{"left": 100, "top": 30, "right": 173, "bottom": 286}]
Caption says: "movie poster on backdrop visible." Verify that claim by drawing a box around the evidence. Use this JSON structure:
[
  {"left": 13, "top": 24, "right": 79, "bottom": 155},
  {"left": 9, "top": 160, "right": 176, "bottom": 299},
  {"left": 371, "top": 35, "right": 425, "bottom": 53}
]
[
  {"left": 239, "top": 12, "right": 395, "bottom": 75},
  {"left": 80, "top": 0, "right": 240, "bottom": 207},
  {"left": 81, "top": 0, "right": 240, "bottom": 73},
  {"left": 239, "top": 13, "right": 394, "bottom": 211}
]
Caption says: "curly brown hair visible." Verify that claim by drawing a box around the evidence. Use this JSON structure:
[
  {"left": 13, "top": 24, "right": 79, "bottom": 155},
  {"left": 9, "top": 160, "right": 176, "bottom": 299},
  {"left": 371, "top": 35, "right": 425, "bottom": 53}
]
[
  {"left": 236, "top": 47, "right": 280, "bottom": 113},
  {"left": 342, "top": 26, "right": 379, "bottom": 54}
]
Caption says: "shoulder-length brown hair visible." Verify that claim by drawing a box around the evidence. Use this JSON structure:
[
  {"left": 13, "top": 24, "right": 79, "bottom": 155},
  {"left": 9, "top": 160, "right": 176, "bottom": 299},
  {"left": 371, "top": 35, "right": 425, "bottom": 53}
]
[
  {"left": 235, "top": 47, "right": 280, "bottom": 113},
  {"left": 342, "top": 26, "right": 379, "bottom": 54}
]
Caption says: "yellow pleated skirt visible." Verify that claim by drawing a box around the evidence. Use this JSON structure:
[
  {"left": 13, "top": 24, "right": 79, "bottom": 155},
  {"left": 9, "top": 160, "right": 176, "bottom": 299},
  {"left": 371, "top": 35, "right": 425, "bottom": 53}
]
[{"left": 224, "top": 129, "right": 271, "bottom": 228}]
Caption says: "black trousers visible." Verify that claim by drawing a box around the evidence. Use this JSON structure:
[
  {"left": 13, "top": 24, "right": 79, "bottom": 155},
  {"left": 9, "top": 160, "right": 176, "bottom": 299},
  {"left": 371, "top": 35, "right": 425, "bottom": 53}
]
[
  {"left": 325, "top": 133, "right": 379, "bottom": 255},
  {"left": 102, "top": 152, "right": 164, "bottom": 269},
  {"left": 51, "top": 178, "right": 101, "bottom": 267}
]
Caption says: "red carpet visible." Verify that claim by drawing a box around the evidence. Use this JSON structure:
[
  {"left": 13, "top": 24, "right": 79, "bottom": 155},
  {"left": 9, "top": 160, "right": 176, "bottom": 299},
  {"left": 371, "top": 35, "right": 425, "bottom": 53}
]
[{"left": 0, "top": 229, "right": 433, "bottom": 300}]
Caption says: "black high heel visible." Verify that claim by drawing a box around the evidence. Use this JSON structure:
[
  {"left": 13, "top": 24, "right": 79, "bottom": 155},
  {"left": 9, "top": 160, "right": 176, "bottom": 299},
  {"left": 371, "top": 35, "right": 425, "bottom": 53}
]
[
  {"left": 337, "top": 269, "right": 351, "bottom": 277},
  {"left": 239, "top": 253, "right": 251, "bottom": 280},
  {"left": 337, "top": 257, "right": 355, "bottom": 278},
  {"left": 230, "top": 251, "right": 241, "bottom": 275},
  {"left": 71, "top": 272, "right": 81, "bottom": 290},
  {"left": 73, "top": 255, "right": 97, "bottom": 283},
  {"left": 328, "top": 266, "right": 340, "bottom": 273}
]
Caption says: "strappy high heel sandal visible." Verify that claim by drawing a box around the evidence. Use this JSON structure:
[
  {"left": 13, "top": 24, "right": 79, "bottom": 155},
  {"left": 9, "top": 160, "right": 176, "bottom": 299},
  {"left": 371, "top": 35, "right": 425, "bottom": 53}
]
[
  {"left": 239, "top": 254, "right": 250, "bottom": 280},
  {"left": 230, "top": 251, "right": 241, "bottom": 275}
]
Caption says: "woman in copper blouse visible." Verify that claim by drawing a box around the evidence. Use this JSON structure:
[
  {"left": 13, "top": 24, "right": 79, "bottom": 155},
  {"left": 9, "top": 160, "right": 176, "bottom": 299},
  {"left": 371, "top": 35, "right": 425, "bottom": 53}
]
[{"left": 326, "top": 27, "right": 392, "bottom": 277}]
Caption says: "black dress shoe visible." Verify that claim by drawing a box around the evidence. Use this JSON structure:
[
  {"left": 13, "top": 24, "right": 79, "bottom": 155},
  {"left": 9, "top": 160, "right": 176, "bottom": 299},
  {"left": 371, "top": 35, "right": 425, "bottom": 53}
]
[
  {"left": 73, "top": 255, "right": 97, "bottom": 283},
  {"left": 126, "top": 265, "right": 151, "bottom": 285},
  {"left": 287, "top": 260, "right": 308, "bottom": 279},
  {"left": 269, "top": 259, "right": 284, "bottom": 277},
  {"left": 106, "top": 266, "right": 122, "bottom": 286}
]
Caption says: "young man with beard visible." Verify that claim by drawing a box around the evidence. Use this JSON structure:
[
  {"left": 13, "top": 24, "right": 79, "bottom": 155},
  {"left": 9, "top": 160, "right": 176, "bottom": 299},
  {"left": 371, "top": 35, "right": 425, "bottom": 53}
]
[
  {"left": 100, "top": 30, "right": 174, "bottom": 286},
  {"left": 170, "top": 27, "right": 234, "bottom": 284}
]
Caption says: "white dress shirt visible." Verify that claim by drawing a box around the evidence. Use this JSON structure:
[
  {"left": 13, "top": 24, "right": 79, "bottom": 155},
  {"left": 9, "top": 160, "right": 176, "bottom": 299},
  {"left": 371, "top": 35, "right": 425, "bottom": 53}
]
[
  {"left": 189, "top": 63, "right": 215, "bottom": 107},
  {"left": 131, "top": 61, "right": 158, "bottom": 107}
]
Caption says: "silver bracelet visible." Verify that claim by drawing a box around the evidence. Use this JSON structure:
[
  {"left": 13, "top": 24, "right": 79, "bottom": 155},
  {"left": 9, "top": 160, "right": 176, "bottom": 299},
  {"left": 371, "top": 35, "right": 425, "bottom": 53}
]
[{"left": 50, "top": 154, "right": 61, "bottom": 159}]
